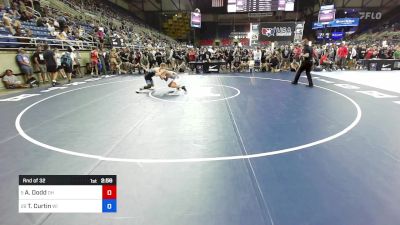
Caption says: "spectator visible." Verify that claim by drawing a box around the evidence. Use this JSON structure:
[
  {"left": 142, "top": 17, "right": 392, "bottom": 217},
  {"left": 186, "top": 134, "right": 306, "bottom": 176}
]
[
  {"left": 365, "top": 47, "right": 374, "bottom": 59},
  {"left": 394, "top": 45, "right": 400, "bottom": 59},
  {"left": 109, "top": 48, "right": 118, "bottom": 74},
  {"left": 2, "top": 69, "right": 30, "bottom": 88},
  {"left": 16, "top": 47, "right": 34, "bottom": 82},
  {"left": 36, "top": 17, "right": 46, "bottom": 27},
  {"left": 46, "top": 20, "right": 56, "bottom": 35},
  {"left": 140, "top": 51, "right": 150, "bottom": 73},
  {"left": 269, "top": 52, "right": 280, "bottom": 73},
  {"left": 253, "top": 47, "right": 262, "bottom": 70},
  {"left": 43, "top": 44, "right": 60, "bottom": 86},
  {"left": 54, "top": 48, "right": 67, "bottom": 79},
  {"left": 337, "top": 43, "right": 348, "bottom": 70},
  {"left": 33, "top": 0, "right": 41, "bottom": 14},
  {"left": 90, "top": 47, "right": 99, "bottom": 76},
  {"left": 281, "top": 45, "right": 291, "bottom": 71},
  {"left": 73, "top": 49, "right": 83, "bottom": 78},
  {"left": 19, "top": 10, "right": 31, "bottom": 21},
  {"left": 61, "top": 47, "right": 74, "bottom": 83},
  {"left": 32, "top": 46, "right": 48, "bottom": 83},
  {"left": 2, "top": 13, "right": 16, "bottom": 35},
  {"left": 320, "top": 52, "right": 334, "bottom": 71}
]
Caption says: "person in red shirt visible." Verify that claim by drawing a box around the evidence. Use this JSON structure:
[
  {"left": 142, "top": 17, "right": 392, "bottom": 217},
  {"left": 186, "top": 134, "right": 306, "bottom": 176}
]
[
  {"left": 293, "top": 44, "right": 302, "bottom": 62},
  {"left": 320, "top": 52, "right": 333, "bottom": 71},
  {"left": 188, "top": 48, "right": 196, "bottom": 62},
  {"left": 337, "top": 43, "right": 348, "bottom": 70},
  {"left": 90, "top": 47, "right": 99, "bottom": 77},
  {"left": 364, "top": 47, "right": 374, "bottom": 60}
]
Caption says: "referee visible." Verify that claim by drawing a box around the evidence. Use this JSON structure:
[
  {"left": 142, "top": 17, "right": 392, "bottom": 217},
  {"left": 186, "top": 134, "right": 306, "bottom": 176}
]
[{"left": 292, "top": 39, "right": 314, "bottom": 87}]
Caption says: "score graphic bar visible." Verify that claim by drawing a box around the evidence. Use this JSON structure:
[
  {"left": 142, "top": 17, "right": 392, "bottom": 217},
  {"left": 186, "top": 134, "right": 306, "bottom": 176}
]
[{"left": 19, "top": 175, "right": 117, "bottom": 213}]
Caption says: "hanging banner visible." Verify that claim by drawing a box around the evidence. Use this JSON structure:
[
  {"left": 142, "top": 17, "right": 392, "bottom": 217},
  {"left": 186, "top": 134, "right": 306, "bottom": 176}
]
[
  {"left": 258, "top": 22, "right": 296, "bottom": 42},
  {"left": 191, "top": 12, "right": 201, "bottom": 28},
  {"left": 294, "top": 22, "right": 305, "bottom": 43},
  {"left": 250, "top": 23, "right": 259, "bottom": 46}
]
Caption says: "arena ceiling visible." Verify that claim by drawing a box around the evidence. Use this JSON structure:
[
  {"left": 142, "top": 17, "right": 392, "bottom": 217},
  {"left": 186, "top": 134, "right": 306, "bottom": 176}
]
[
  {"left": 109, "top": 0, "right": 399, "bottom": 14},
  {"left": 108, "top": 0, "right": 400, "bottom": 28}
]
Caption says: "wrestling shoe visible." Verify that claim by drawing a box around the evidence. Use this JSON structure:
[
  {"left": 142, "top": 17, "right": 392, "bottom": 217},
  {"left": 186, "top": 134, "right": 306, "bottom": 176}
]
[
  {"left": 181, "top": 86, "right": 187, "bottom": 92},
  {"left": 52, "top": 81, "right": 61, "bottom": 87}
]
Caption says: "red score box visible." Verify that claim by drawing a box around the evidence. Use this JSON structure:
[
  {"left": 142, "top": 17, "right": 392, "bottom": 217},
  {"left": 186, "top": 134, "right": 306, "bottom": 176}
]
[{"left": 102, "top": 185, "right": 117, "bottom": 199}]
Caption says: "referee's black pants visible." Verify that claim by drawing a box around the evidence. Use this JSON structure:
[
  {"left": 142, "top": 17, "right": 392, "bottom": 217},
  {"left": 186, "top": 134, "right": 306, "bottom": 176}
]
[{"left": 293, "top": 61, "right": 313, "bottom": 86}]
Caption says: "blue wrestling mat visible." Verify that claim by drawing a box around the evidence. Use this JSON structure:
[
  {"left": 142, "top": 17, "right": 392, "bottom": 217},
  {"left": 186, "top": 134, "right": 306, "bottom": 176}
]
[{"left": 1, "top": 72, "right": 400, "bottom": 225}]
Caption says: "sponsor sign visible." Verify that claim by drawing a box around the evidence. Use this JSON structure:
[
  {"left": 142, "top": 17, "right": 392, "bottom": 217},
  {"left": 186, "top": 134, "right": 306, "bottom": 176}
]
[
  {"left": 259, "top": 22, "right": 296, "bottom": 42},
  {"left": 313, "top": 22, "right": 324, "bottom": 30},
  {"left": 359, "top": 11, "right": 382, "bottom": 20},
  {"left": 328, "top": 18, "right": 359, "bottom": 27},
  {"left": 331, "top": 32, "right": 344, "bottom": 40}
]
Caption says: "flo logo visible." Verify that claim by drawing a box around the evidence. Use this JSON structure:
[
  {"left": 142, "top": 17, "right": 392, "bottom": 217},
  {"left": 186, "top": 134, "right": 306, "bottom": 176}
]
[{"left": 261, "top": 28, "right": 275, "bottom": 37}]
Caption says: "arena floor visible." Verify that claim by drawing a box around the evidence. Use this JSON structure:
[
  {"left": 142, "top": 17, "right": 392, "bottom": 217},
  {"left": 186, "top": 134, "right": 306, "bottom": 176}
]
[{"left": 1, "top": 71, "right": 400, "bottom": 225}]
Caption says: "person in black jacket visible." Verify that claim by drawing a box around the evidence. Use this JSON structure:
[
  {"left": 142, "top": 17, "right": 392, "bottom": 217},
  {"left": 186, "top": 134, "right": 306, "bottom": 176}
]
[{"left": 292, "top": 39, "right": 314, "bottom": 87}]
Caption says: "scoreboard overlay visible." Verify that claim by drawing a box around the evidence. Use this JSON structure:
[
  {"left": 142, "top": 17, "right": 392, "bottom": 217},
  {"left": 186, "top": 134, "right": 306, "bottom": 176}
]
[{"left": 19, "top": 175, "right": 117, "bottom": 213}]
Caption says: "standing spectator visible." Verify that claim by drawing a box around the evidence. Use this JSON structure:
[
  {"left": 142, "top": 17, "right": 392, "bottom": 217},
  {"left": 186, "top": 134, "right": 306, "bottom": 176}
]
[
  {"left": 346, "top": 45, "right": 357, "bottom": 70},
  {"left": 55, "top": 48, "right": 67, "bottom": 79},
  {"left": 337, "top": 43, "right": 348, "bottom": 70},
  {"left": 140, "top": 52, "right": 150, "bottom": 73},
  {"left": 16, "top": 48, "right": 34, "bottom": 83},
  {"left": 133, "top": 50, "right": 142, "bottom": 73},
  {"left": 61, "top": 47, "right": 74, "bottom": 83},
  {"left": 43, "top": 44, "right": 60, "bottom": 86},
  {"left": 147, "top": 49, "right": 155, "bottom": 69},
  {"left": 32, "top": 46, "right": 48, "bottom": 83},
  {"left": 74, "top": 50, "right": 83, "bottom": 78},
  {"left": 188, "top": 48, "right": 197, "bottom": 71},
  {"left": 364, "top": 47, "right": 374, "bottom": 59},
  {"left": 155, "top": 49, "right": 163, "bottom": 66},
  {"left": 109, "top": 48, "right": 118, "bottom": 74},
  {"left": 253, "top": 47, "right": 262, "bottom": 71},
  {"left": 281, "top": 45, "right": 291, "bottom": 71},
  {"left": 98, "top": 48, "right": 107, "bottom": 75},
  {"left": 90, "top": 47, "right": 99, "bottom": 77},
  {"left": 96, "top": 27, "right": 105, "bottom": 49}
]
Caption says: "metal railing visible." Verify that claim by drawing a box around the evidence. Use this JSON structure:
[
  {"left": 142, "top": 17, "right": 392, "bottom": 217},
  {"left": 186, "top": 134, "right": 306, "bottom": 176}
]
[{"left": 0, "top": 35, "right": 98, "bottom": 49}]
